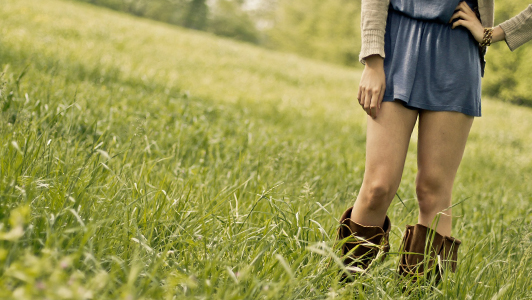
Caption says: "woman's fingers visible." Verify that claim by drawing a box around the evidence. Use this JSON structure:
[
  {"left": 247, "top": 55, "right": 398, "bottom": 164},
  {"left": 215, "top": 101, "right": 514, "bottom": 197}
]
[
  {"left": 370, "top": 89, "right": 381, "bottom": 118},
  {"left": 452, "top": 19, "right": 467, "bottom": 29},
  {"left": 360, "top": 87, "right": 382, "bottom": 118},
  {"left": 449, "top": 11, "right": 462, "bottom": 23},
  {"left": 364, "top": 89, "right": 372, "bottom": 117},
  {"left": 449, "top": 1, "right": 484, "bottom": 41},
  {"left": 359, "top": 84, "right": 385, "bottom": 118},
  {"left": 359, "top": 86, "right": 367, "bottom": 112},
  {"left": 449, "top": 2, "right": 476, "bottom": 23},
  {"left": 449, "top": 10, "right": 473, "bottom": 24},
  {"left": 378, "top": 83, "right": 385, "bottom": 109},
  {"left": 457, "top": 1, "right": 472, "bottom": 13},
  {"left": 359, "top": 86, "right": 366, "bottom": 107},
  {"left": 460, "top": 1, "right": 474, "bottom": 13},
  {"left": 360, "top": 86, "right": 366, "bottom": 105}
]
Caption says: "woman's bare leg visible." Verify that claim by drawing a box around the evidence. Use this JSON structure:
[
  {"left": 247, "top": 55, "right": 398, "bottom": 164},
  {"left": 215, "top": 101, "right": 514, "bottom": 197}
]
[
  {"left": 350, "top": 101, "right": 418, "bottom": 227},
  {"left": 416, "top": 110, "right": 474, "bottom": 236}
]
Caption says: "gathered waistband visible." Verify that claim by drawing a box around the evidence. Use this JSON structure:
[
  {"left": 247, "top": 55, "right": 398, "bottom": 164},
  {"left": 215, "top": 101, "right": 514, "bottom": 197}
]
[{"left": 389, "top": 0, "right": 475, "bottom": 24}]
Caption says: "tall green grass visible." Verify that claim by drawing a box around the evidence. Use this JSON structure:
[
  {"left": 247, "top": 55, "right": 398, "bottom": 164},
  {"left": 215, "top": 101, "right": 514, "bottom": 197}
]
[{"left": 0, "top": 0, "right": 531, "bottom": 299}]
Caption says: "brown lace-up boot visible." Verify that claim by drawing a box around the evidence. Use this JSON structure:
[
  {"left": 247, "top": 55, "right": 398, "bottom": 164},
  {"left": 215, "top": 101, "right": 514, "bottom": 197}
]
[
  {"left": 337, "top": 206, "right": 391, "bottom": 278},
  {"left": 398, "top": 224, "right": 461, "bottom": 283}
]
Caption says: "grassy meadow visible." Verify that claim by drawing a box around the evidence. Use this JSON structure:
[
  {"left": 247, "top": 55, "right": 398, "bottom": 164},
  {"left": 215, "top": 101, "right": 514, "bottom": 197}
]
[{"left": 1, "top": 0, "right": 532, "bottom": 299}]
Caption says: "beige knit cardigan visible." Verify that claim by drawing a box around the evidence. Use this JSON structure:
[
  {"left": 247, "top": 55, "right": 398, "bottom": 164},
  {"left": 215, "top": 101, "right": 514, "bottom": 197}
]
[{"left": 359, "top": 1, "right": 532, "bottom": 63}]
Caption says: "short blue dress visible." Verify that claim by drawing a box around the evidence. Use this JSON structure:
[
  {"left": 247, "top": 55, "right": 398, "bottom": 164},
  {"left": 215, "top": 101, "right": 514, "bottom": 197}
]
[{"left": 382, "top": 0, "right": 482, "bottom": 117}]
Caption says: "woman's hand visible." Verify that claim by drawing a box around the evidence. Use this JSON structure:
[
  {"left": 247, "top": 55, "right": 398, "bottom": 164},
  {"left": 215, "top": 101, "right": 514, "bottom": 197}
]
[
  {"left": 358, "top": 55, "right": 386, "bottom": 119},
  {"left": 449, "top": 1, "right": 484, "bottom": 42}
]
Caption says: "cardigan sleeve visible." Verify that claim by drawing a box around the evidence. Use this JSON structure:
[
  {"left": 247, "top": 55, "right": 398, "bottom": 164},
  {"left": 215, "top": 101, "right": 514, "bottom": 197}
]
[
  {"left": 359, "top": 0, "right": 391, "bottom": 64},
  {"left": 498, "top": 4, "right": 532, "bottom": 51}
]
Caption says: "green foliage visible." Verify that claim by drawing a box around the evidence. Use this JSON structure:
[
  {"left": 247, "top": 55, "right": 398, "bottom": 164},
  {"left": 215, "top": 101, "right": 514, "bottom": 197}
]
[
  {"left": 268, "top": 0, "right": 361, "bottom": 66},
  {"left": 79, "top": 0, "right": 191, "bottom": 25},
  {"left": 1, "top": 0, "right": 532, "bottom": 298},
  {"left": 76, "top": 0, "right": 258, "bottom": 42},
  {"left": 208, "top": 0, "right": 261, "bottom": 43},
  {"left": 184, "top": 0, "right": 208, "bottom": 30},
  {"left": 483, "top": 1, "right": 532, "bottom": 106}
]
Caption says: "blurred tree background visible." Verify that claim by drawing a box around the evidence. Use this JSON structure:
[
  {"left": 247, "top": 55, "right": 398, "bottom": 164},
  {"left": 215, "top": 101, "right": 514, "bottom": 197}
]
[
  {"left": 78, "top": 0, "right": 260, "bottom": 43},
  {"left": 483, "top": 1, "right": 532, "bottom": 106},
  {"left": 267, "top": 0, "right": 361, "bottom": 66},
  {"left": 76, "top": 0, "right": 531, "bottom": 105}
]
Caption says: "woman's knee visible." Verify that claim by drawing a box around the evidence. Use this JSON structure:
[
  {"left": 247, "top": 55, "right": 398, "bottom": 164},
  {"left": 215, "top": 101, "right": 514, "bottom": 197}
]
[
  {"left": 415, "top": 173, "right": 452, "bottom": 213},
  {"left": 359, "top": 182, "right": 396, "bottom": 212}
]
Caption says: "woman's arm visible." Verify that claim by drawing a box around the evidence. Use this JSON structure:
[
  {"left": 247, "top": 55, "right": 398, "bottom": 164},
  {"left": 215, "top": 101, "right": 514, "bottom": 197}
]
[
  {"left": 450, "top": 2, "right": 532, "bottom": 50},
  {"left": 498, "top": 5, "right": 532, "bottom": 51},
  {"left": 359, "top": 0, "right": 391, "bottom": 64},
  {"left": 358, "top": 0, "right": 390, "bottom": 119}
]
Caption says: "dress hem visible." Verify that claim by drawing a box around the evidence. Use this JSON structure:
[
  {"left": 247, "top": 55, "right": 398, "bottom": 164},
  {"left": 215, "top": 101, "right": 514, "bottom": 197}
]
[{"left": 382, "top": 94, "right": 482, "bottom": 117}]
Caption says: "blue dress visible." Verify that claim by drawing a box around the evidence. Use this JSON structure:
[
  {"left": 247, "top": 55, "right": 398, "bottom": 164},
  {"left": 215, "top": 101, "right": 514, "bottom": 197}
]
[{"left": 382, "top": 0, "right": 482, "bottom": 117}]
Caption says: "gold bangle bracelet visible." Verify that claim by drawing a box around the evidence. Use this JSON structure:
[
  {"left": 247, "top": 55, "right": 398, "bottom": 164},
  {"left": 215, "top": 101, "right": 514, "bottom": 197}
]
[{"left": 479, "top": 27, "right": 494, "bottom": 47}]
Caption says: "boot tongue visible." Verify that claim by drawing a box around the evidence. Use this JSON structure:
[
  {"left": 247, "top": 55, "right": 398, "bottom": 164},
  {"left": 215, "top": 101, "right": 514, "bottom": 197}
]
[
  {"left": 412, "top": 224, "right": 444, "bottom": 254},
  {"left": 349, "top": 221, "right": 384, "bottom": 244}
]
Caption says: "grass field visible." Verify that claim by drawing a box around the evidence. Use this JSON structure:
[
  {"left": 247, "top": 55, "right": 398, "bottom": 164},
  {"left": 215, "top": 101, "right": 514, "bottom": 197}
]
[{"left": 1, "top": 0, "right": 531, "bottom": 299}]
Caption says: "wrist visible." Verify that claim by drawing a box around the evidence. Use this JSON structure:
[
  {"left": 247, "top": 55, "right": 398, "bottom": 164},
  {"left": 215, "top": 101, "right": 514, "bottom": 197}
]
[
  {"left": 491, "top": 26, "right": 506, "bottom": 43},
  {"left": 479, "top": 26, "right": 506, "bottom": 47},
  {"left": 365, "top": 55, "right": 384, "bottom": 69}
]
